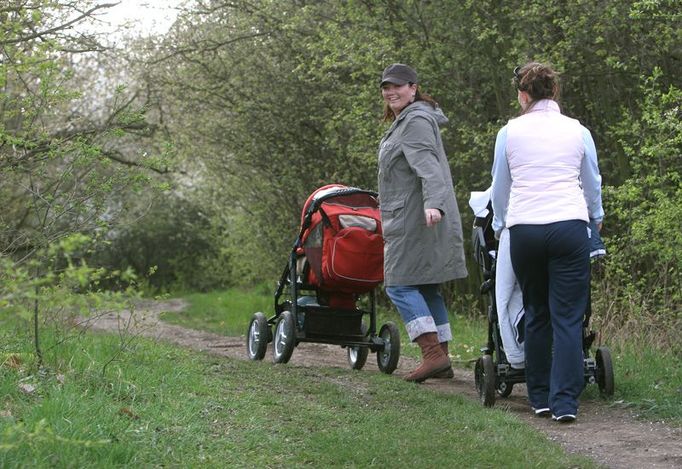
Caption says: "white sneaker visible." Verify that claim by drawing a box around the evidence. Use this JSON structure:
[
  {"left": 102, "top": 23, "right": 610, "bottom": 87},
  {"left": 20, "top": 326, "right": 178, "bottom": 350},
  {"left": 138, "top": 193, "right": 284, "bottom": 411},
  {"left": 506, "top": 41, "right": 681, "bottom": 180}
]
[
  {"left": 552, "top": 414, "right": 577, "bottom": 423},
  {"left": 532, "top": 407, "right": 551, "bottom": 417}
]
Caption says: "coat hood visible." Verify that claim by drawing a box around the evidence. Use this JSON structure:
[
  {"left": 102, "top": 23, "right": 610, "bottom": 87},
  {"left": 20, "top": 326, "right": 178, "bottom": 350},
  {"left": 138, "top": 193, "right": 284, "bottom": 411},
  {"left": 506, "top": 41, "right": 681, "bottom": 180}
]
[{"left": 399, "top": 100, "right": 449, "bottom": 127}]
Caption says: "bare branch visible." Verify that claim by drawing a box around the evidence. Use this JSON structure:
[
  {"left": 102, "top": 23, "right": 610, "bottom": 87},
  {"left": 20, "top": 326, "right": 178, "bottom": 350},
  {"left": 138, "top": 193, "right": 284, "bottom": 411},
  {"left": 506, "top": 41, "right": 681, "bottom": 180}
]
[
  {"left": 0, "top": 3, "right": 120, "bottom": 46},
  {"left": 101, "top": 149, "right": 171, "bottom": 174}
]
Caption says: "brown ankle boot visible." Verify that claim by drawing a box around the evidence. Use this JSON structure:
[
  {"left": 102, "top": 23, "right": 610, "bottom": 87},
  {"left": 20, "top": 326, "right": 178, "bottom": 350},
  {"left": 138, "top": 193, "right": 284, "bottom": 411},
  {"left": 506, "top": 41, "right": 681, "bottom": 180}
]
[
  {"left": 433, "top": 342, "right": 455, "bottom": 379},
  {"left": 404, "top": 332, "right": 451, "bottom": 383}
]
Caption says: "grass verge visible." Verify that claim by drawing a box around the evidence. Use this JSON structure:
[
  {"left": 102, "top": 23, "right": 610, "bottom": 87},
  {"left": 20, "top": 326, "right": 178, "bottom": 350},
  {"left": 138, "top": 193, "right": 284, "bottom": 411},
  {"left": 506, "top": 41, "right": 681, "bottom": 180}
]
[
  {"left": 160, "top": 286, "right": 272, "bottom": 336},
  {"left": 606, "top": 343, "right": 682, "bottom": 423},
  {"left": 0, "top": 319, "right": 595, "bottom": 468}
]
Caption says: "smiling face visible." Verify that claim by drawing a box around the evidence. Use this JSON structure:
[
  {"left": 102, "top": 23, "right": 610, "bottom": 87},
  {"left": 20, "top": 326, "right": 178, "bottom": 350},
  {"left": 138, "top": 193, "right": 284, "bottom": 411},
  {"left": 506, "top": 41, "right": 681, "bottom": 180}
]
[{"left": 381, "top": 82, "right": 417, "bottom": 116}]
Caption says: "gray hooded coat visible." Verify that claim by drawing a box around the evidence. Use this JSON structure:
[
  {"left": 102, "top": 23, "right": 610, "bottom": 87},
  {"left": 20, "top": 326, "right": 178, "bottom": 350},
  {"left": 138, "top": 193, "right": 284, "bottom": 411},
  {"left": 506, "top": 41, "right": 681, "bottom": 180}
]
[{"left": 378, "top": 101, "right": 467, "bottom": 286}]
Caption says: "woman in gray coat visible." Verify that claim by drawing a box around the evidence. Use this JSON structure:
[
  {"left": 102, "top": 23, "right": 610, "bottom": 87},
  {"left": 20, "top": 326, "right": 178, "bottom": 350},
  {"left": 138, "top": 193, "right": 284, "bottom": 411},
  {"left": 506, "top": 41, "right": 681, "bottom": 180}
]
[{"left": 378, "top": 63, "right": 468, "bottom": 382}]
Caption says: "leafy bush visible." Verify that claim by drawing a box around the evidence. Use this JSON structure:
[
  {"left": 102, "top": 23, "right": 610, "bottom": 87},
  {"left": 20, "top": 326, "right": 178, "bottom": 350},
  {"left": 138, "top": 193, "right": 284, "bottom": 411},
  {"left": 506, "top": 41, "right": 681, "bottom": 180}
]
[
  {"left": 594, "top": 71, "right": 681, "bottom": 347},
  {"left": 0, "top": 234, "right": 138, "bottom": 369},
  {"left": 92, "top": 197, "right": 234, "bottom": 293}
]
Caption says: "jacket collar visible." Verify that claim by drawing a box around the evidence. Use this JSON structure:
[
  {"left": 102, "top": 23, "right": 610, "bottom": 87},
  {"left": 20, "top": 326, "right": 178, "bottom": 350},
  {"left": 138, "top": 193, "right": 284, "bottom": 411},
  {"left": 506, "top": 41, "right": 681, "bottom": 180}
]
[{"left": 527, "top": 99, "right": 560, "bottom": 113}]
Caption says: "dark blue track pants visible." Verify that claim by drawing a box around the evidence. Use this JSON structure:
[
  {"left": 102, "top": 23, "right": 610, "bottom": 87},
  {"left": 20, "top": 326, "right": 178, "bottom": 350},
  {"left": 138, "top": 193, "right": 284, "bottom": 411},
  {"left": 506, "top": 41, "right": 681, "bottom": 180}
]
[{"left": 509, "top": 220, "right": 590, "bottom": 415}]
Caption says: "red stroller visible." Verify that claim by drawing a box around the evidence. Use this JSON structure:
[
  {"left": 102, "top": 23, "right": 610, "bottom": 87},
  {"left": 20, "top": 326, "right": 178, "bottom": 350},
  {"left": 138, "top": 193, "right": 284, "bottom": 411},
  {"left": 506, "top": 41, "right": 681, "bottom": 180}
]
[{"left": 246, "top": 184, "right": 401, "bottom": 373}]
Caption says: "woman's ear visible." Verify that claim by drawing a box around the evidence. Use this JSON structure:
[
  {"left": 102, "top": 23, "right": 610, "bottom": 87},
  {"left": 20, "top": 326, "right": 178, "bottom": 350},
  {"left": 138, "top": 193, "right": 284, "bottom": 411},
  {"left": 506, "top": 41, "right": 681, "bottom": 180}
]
[{"left": 517, "top": 90, "right": 530, "bottom": 109}]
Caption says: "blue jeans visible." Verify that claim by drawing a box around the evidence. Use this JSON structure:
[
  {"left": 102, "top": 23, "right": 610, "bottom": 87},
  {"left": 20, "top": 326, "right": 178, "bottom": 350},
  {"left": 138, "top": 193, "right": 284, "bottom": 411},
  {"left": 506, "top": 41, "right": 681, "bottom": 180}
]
[
  {"left": 385, "top": 284, "right": 452, "bottom": 342},
  {"left": 510, "top": 220, "right": 589, "bottom": 416}
]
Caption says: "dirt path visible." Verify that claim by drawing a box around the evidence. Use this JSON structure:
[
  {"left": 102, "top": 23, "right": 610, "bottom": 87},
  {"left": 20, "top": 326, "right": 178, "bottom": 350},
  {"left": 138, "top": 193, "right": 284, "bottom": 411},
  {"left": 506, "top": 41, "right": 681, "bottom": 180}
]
[{"left": 85, "top": 299, "right": 682, "bottom": 469}]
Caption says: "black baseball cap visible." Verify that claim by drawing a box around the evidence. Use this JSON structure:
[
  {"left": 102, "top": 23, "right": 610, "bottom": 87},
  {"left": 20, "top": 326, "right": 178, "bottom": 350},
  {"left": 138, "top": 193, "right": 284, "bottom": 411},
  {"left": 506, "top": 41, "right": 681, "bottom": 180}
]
[{"left": 380, "top": 63, "right": 418, "bottom": 87}]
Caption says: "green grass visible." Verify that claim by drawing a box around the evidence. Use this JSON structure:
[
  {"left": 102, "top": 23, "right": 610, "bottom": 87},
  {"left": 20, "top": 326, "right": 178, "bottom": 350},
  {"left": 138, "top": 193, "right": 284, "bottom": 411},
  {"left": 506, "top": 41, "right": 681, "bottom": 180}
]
[
  {"left": 606, "top": 343, "right": 682, "bottom": 423},
  {"left": 167, "top": 288, "right": 682, "bottom": 426},
  {"left": 3, "top": 288, "right": 678, "bottom": 467},
  {"left": 161, "top": 285, "right": 273, "bottom": 336},
  {"left": 0, "top": 320, "right": 595, "bottom": 468}
]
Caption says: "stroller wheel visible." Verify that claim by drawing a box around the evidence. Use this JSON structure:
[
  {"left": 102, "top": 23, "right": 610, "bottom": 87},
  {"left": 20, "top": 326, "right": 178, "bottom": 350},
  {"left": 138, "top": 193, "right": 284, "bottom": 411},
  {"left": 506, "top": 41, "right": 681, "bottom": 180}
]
[
  {"left": 348, "top": 323, "right": 369, "bottom": 370},
  {"left": 376, "top": 322, "right": 400, "bottom": 374},
  {"left": 497, "top": 381, "right": 514, "bottom": 398},
  {"left": 475, "top": 355, "right": 496, "bottom": 407},
  {"left": 246, "top": 312, "right": 270, "bottom": 360},
  {"left": 273, "top": 311, "right": 296, "bottom": 364},
  {"left": 596, "top": 346, "right": 615, "bottom": 397}
]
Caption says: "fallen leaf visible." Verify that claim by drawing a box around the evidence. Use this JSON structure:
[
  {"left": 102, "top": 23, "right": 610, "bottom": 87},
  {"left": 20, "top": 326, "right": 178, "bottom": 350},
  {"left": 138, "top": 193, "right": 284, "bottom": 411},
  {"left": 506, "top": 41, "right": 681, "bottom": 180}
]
[
  {"left": 18, "top": 383, "right": 36, "bottom": 394},
  {"left": 118, "top": 407, "right": 140, "bottom": 420}
]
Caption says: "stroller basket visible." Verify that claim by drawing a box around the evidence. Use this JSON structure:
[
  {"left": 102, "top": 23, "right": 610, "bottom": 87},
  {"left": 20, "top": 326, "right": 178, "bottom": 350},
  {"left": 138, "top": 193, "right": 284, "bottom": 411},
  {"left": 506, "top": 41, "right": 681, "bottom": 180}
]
[{"left": 302, "top": 305, "right": 365, "bottom": 340}]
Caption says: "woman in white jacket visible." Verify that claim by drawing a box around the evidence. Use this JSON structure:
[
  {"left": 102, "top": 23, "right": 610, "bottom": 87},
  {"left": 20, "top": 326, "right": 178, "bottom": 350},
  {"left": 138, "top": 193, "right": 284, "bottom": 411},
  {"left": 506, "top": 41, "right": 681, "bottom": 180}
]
[{"left": 491, "top": 62, "right": 604, "bottom": 423}]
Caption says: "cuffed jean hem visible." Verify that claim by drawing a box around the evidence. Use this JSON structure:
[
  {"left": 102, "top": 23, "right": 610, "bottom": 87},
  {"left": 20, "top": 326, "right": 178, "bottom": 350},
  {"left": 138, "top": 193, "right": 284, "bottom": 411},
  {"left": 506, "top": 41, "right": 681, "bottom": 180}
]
[
  {"left": 404, "top": 316, "right": 437, "bottom": 342},
  {"left": 437, "top": 323, "right": 452, "bottom": 343}
]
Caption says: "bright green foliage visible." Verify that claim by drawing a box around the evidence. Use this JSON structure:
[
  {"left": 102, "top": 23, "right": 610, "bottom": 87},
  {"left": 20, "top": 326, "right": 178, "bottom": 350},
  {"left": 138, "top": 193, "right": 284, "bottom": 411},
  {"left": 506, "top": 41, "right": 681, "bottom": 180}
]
[
  {"left": 1, "top": 1, "right": 169, "bottom": 261},
  {"left": 2, "top": 5, "right": 140, "bottom": 257},
  {"left": 594, "top": 71, "right": 681, "bottom": 344},
  {"left": 0, "top": 234, "right": 140, "bottom": 369}
]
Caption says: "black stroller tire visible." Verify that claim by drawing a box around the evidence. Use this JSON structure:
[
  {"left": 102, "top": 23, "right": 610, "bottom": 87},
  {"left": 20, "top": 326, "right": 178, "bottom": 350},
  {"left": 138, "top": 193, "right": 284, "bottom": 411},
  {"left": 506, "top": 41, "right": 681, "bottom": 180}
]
[
  {"left": 246, "top": 312, "right": 269, "bottom": 360},
  {"left": 475, "top": 355, "right": 496, "bottom": 407},
  {"left": 273, "top": 311, "right": 296, "bottom": 364},
  {"left": 596, "top": 346, "right": 615, "bottom": 397},
  {"left": 376, "top": 322, "right": 400, "bottom": 374},
  {"left": 348, "top": 323, "right": 369, "bottom": 370}
]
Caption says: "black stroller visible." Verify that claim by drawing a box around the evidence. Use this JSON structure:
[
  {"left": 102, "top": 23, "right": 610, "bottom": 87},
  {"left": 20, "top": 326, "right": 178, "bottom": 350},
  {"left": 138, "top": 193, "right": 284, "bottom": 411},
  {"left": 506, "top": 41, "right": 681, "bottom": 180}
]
[
  {"left": 471, "top": 197, "right": 615, "bottom": 407},
  {"left": 246, "top": 184, "right": 401, "bottom": 373}
]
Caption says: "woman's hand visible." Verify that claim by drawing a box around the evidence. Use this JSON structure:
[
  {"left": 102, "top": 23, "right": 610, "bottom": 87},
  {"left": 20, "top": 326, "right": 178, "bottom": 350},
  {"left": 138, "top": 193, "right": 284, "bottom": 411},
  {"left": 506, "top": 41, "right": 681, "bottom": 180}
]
[{"left": 425, "top": 208, "right": 442, "bottom": 227}]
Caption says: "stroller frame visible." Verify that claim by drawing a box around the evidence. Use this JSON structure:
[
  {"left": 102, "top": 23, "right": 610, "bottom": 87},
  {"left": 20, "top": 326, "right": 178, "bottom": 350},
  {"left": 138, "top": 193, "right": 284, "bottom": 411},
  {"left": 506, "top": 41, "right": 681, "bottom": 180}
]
[
  {"left": 472, "top": 207, "right": 614, "bottom": 407},
  {"left": 246, "top": 187, "right": 400, "bottom": 373}
]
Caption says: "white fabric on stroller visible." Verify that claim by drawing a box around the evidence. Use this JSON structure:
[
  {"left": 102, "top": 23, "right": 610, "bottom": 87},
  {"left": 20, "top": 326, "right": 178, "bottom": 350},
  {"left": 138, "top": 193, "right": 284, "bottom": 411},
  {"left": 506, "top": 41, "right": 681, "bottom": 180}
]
[
  {"left": 468, "top": 189, "right": 491, "bottom": 218},
  {"left": 469, "top": 189, "right": 525, "bottom": 369},
  {"left": 495, "top": 228, "right": 525, "bottom": 369}
]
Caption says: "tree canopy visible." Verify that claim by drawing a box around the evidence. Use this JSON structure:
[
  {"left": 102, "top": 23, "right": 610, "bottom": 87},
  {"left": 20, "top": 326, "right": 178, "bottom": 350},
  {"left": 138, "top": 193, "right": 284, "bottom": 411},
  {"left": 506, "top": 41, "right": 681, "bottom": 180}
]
[
  {"left": 2, "top": 0, "right": 679, "bottom": 342},
  {"left": 140, "top": 0, "right": 680, "bottom": 313}
]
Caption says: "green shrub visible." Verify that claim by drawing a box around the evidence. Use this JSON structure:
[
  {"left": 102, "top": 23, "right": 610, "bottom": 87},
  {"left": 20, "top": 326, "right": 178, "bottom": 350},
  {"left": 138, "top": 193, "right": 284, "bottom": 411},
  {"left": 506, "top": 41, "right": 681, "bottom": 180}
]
[{"left": 595, "top": 71, "right": 681, "bottom": 347}]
